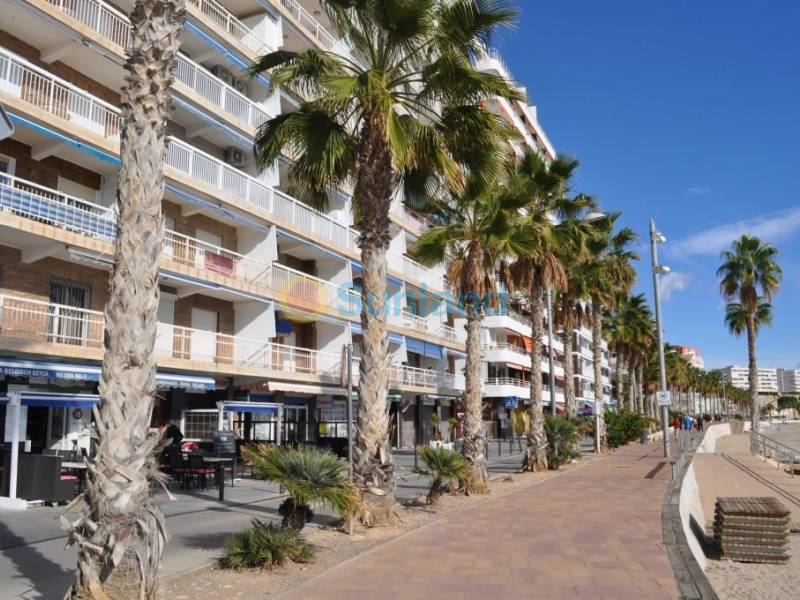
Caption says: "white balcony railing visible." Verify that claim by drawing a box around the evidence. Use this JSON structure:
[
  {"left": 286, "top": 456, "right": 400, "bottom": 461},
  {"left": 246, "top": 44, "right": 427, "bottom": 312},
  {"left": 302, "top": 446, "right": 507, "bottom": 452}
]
[
  {"left": 174, "top": 54, "right": 272, "bottom": 130},
  {"left": 398, "top": 311, "right": 465, "bottom": 343},
  {"left": 0, "top": 46, "right": 121, "bottom": 140},
  {"left": 278, "top": 0, "right": 336, "bottom": 48},
  {"left": 267, "top": 262, "right": 360, "bottom": 315},
  {"left": 40, "top": 0, "right": 273, "bottom": 131},
  {"left": 0, "top": 294, "right": 463, "bottom": 389},
  {"left": 482, "top": 343, "right": 528, "bottom": 358},
  {"left": 0, "top": 47, "right": 451, "bottom": 299},
  {"left": 485, "top": 377, "right": 529, "bottom": 388},
  {"left": 0, "top": 172, "right": 271, "bottom": 288},
  {"left": 186, "top": 0, "right": 272, "bottom": 54}
]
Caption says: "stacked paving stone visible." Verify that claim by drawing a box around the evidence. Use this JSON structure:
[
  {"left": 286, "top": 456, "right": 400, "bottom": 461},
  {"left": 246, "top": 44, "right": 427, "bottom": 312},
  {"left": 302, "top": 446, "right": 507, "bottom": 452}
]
[{"left": 714, "top": 497, "right": 791, "bottom": 564}]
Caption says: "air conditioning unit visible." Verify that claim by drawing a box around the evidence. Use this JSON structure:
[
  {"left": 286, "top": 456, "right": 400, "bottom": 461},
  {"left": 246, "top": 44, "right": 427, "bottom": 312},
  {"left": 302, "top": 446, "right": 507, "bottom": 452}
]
[
  {"left": 210, "top": 65, "right": 234, "bottom": 86},
  {"left": 224, "top": 146, "right": 245, "bottom": 168},
  {"left": 232, "top": 78, "right": 248, "bottom": 94}
]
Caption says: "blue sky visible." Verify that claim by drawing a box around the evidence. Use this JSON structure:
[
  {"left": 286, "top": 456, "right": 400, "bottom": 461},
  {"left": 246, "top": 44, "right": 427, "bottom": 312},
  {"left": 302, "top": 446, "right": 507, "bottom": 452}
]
[{"left": 496, "top": 0, "right": 800, "bottom": 370}]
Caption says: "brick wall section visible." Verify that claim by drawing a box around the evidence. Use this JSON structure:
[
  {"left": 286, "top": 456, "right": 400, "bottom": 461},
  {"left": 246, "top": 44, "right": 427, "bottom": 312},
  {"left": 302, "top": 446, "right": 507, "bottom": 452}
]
[
  {"left": 0, "top": 138, "right": 101, "bottom": 191},
  {"left": 0, "top": 246, "right": 110, "bottom": 310},
  {"left": 163, "top": 200, "right": 238, "bottom": 251},
  {"left": 0, "top": 31, "right": 120, "bottom": 105}
]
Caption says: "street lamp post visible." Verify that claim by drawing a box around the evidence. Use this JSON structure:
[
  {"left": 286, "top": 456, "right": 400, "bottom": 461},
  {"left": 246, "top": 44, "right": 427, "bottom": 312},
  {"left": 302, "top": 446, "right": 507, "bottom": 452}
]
[
  {"left": 546, "top": 287, "right": 557, "bottom": 416},
  {"left": 649, "top": 219, "right": 671, "bottom": 459}
]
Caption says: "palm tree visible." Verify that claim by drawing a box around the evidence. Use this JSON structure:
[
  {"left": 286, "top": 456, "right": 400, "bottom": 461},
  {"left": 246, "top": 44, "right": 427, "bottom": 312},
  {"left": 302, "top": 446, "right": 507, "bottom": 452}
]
[
  {"left": 718, "top": 235, "right": 782, "bottom": 432},
  {"left": 414, "top": 175, "right": 529, "bottom": 493},
  {"left": 64, "top": 1, "right": 185, "bottom": 597},
  {"left": 248, "top": 0, "right": 519, "bottom": 523},
  {"left": 581, "top": 217, "right": 637, "bottom": 449},
  {"left": 506, "top": 149, "right": 582, "bottom": 471}
]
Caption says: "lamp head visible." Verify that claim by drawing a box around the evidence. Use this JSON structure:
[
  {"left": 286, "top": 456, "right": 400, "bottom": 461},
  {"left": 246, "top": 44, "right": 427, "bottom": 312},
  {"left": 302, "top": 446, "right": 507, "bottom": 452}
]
[
  {"left": 653, "top": 264, "right": 671, "bottom": 275},
  {"left": 653, "top": 230, "right": 667, "bottom": 244}
]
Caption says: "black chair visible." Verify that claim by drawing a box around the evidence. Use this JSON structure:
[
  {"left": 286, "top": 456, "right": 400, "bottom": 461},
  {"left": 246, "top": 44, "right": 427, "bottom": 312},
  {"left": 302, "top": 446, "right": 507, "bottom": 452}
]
[
  {"left": 168, "top": 453, "right": 187, "bottom": 489},
  {"left": 187, "top": 454, "right": 214, "bottom": 490}
]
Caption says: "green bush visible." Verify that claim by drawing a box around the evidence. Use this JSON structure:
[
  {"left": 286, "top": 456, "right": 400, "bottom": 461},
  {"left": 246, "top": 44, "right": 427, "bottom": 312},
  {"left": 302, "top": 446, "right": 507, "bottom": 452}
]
[
  {"left": 544, "top": 415, "right": 580, "bottom": 469},
  {"left": 413, "top": 446, "right": 469, "bottom": 504},
  {"left": 604, "top": 410, "right": 651, "bottom": 449},
  {"left": 220, "top": 519, "right": 314, "bottom": 570},
  {"left": 242, "top": 444, "right": 360, "bottom": 529}
]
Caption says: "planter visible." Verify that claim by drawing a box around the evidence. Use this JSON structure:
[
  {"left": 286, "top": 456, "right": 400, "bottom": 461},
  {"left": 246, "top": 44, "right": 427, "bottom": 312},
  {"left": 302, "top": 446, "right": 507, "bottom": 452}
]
[{"left": 730, "top": 420, "right": 744, "bottom": 434}]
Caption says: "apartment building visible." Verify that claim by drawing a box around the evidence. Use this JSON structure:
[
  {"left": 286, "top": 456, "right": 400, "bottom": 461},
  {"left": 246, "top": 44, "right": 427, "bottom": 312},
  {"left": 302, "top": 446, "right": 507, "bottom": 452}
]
[
  {"left": 777, "top": 369, "right": 800, "bottom": 395},
  {"left": 675, "top": 345, "right": 704, "bottom": 370},
  {"left": 467, "top": 55, "right": 612, "bottom": 436},
  {"left": 721, "top": 366, "right": 779, "bottom": 394},
  {"left": 0, "top": 0, "right": 471, "bottom": 452},
  {"left": 0, "top": 0, "right": 611, "bottom": 452}
]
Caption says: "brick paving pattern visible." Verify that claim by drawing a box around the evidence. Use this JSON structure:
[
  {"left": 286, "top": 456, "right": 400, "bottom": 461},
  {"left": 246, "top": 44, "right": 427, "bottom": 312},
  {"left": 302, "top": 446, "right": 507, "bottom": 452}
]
[{"left": 281, "top": 442, "right": 677, "bottom": 599}]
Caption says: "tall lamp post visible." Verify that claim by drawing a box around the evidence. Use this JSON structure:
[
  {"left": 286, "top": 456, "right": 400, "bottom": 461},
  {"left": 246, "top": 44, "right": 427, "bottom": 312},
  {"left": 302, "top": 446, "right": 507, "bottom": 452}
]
[{"left": 649, "top": 219, "right": 671, "bottom": 459}]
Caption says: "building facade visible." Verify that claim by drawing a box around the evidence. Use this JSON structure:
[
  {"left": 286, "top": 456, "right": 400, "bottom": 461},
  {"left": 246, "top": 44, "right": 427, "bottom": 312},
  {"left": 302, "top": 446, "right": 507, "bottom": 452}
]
[
  {"left": 0, "top": 0, "right": 609, "bottom": 452},
  {"left": 777, "top": 369, "right": 800, "bottom": 395},
  {"left": 721, "top": 366, "right": 779, "bottom": 394},
  {"left": 675, "top": 345, "right": 704, "bottom": 370}
]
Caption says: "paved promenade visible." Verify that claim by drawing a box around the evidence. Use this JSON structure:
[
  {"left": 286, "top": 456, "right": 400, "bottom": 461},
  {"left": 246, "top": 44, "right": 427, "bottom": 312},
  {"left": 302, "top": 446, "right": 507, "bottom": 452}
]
[{"left": 281, "top": 441, "right": 677, "bottom": 600}]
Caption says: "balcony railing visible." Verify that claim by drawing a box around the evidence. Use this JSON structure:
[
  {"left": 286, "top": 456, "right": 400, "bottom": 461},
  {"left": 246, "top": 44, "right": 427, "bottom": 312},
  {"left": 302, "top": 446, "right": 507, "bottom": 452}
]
[
  {"left": 40, "top": 0, "right": 272, "bottom": 131},
  {"left": 485, "top": 377, "right": 529, "bottom": 388},
  {"left": 186, "top": 0, "right": 272, "bottom": 54},
  {"left": 0, "top": 172, "right": 270, "bottom": 288},
  {"left": 0, "top": 47, "right": 451, "bottom": 298},
  {"left": 174, "top": 54, "right": 272, "bottom": 130},
  {"left": 0, "top": 46, "right": 121, "bottom": 140},
  {"left": 0, "top": 294, "right": 463, "bottom": 388},
  {"left": 482, "top": 343, "right": 529, "bottom": 358},
  {"left": 268, "top": 262, "right": 359, "bottom": 315},
  {"left": 278, "top": 0, "right": 336, "bottom": 49}
]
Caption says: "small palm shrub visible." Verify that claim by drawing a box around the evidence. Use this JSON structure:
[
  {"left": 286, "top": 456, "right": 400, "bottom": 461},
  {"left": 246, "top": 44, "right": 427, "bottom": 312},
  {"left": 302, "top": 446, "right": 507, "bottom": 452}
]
[
  {"left": 604, "top": 410, "right": 651, "bottom": 448},
  {"left": 242, "top": 444, "right": 360, "bottom": 529},
  {"left": 413, "top": 446, "right": 469, "bottom": 504},
  {"left": 544, "top": 415, "right": 580, "bottom": 469},
  {"left": 220, "top": 519, "right": 314, "bottom": 570}
]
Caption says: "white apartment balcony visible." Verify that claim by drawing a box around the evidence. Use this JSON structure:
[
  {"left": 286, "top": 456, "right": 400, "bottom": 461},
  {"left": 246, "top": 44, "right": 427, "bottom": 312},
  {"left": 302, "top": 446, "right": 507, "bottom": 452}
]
[
  {"left": 274, "top": 0, "right": 337, "bottom": 49},
  {"left": 482, "top": 307, "right": 532, "bottom": 337},
  {"left": 474, "top": 47, "right": 514, "bottom": 83},
  {"left": 481, "top": 343, "right": 566, "bottom": 376},
  {"left": 398, "top": 311, "right": 466, "bottom": 345},
  {"left": 6, "top": 0, "right": 274, "bottom": 137},
  {"left": 184, "top": 0, "right": 274, "bottom": 57},
  {"left": 0, "top": 172, "right": 271, "bottom": 292},
  {"left": 0, "top": 293, "right": 463, "bottom": 392},
  {"left": 483, "top": 377, "right": 530, "bottom": 400}
]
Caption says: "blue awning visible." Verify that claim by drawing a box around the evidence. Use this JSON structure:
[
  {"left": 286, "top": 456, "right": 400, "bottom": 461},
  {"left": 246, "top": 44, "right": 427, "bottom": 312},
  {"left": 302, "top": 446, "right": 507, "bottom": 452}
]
[
  {"left": 405, "top": 338, "right": 444, "bottom": 360},
  {"left": 350, "top": 262, "right": 403, "bottom": 287},
  {"left": 349, "top": 323, "right": 403, "bottom": 344},
  {"left": 0, "top": 357, "right": 216, "bottom": 391},
  {"left": 0, "top": 392, "right": 100, "bottom": 409},
  {"left": 221, "top": 401, "right": 280, "bottom": 414}
]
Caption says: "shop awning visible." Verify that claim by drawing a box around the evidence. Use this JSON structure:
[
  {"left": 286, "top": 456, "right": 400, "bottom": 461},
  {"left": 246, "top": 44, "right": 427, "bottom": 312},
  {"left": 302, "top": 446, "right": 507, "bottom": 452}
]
[
  {"left": 0, "top": 391, "right": 100, "bottom": 408},
  {"left": 0, "top": 357, "right": 216, "bottom": 391},
  {"left": 267, "top": 381, "right": 348, "bottom": 395},
  {"left": 405, "top": 338, "right": 444, "bottom": 360},
  {"left": 350, "top": 262, "right": 403, "bottom": 287},
  {"left": 220, "top": 401, "right": 280, "bottom": 414},
  {"left": 349, "top": 323, "right": 404, "bottom": 345}
]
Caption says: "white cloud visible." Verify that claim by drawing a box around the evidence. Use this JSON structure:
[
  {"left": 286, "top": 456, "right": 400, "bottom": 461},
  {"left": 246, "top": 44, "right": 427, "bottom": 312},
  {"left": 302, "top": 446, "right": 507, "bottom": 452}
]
[
  {"left": 669, "top": 206, "right": 800, "bottom": 258},
  {"left": 658, "top": 271, "right": 694, "bottom": 301},
  {"left": 683, "top": 186, "right": 710, "bottom": 195}
]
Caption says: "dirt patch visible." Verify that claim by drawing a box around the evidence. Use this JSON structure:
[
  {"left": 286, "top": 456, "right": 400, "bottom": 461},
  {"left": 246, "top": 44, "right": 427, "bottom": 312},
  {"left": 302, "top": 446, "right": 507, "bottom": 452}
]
[{"left": 160, "top": 461, "right": 584, "bottom": 599}]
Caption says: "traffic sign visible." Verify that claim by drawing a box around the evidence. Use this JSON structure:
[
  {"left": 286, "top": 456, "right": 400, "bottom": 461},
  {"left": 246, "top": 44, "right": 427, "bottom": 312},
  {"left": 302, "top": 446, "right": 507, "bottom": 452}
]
[{"left": 656, "top": 391, "right": 672, "bottom": 407}]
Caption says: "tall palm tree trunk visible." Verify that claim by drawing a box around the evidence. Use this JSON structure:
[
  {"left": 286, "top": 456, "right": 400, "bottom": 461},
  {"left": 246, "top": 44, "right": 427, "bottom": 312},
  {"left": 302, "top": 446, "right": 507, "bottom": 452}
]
[
  {"left": 591, "top": 298, "right": 607, "bottom": 451},
  {"left": 353, "top": 112, "right": 395, "bottom": 525},
  {"left": 64, "top": 1, "right": 183, "bottom": 597},
  {"left": 522, "top": 273, "right": 548, "bottom": 471},
  {"left": 628, "top": 360, "right": 637, "bottom": 412},
  {"left": 561, "top": 297, "right": 576, "bottom": 417},
  {"left": 746, "top": 315, "right": 760, "bottom": 432},
  {"left": 614, "top": 348, "right": 624, "bottom": 409},
  {"left": 461, "top": 245, "right": 488, "bottom": 493}
]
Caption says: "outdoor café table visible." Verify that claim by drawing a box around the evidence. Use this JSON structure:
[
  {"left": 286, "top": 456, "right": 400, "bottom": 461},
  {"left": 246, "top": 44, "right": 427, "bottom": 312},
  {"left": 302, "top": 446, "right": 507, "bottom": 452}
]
[{"left": 201, "top": 457, "right": 234, "bottom": 501}]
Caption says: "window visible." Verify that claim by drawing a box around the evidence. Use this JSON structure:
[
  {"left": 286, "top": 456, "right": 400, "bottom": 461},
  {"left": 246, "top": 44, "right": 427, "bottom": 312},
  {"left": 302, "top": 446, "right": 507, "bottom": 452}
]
[
  {"left": 48, "top": 279, "right": 91, "bottom": 345},
  {"left": 0, "top": 154, "right": 15, "bottom": 175},
  {"left": 182, "top": 409, "right": 219, "bottom": 441}
]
